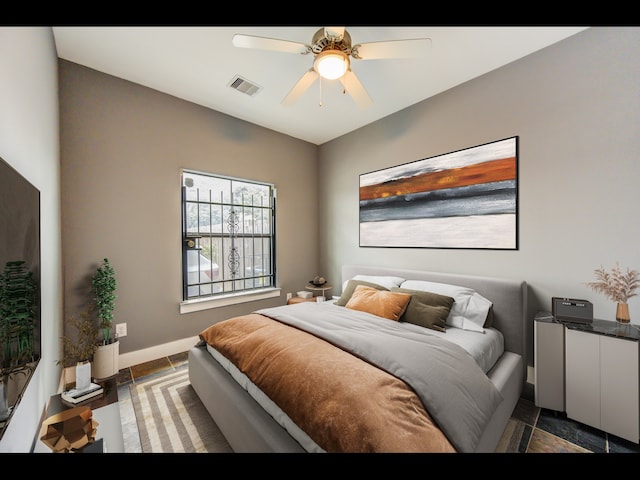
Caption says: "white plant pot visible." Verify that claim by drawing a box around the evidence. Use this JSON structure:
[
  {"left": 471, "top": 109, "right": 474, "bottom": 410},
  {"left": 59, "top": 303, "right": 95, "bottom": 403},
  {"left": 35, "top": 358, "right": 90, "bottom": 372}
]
[
  {"left": 75, "top": 361, "right": 92, "bottom": 390},
  {"left": 92, "top": 340, "right": 120, "bottom": 380}
]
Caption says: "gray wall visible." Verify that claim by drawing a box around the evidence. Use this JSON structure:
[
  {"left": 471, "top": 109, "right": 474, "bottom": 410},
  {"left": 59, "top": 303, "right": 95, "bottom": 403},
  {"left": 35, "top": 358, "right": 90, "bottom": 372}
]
[
  {"left": 59, "top": 27, "right": 640, "bottom": 373},
  {"left": 319, "top": 27, "right": 640, "bottom": 367},
  {"left": 2, "top": 27, "right": 636, "bottom": 451},
  {"left": 0, "top": 27, "right": 62, "bottom": 452},
  {"left": 59, "top": 60, "right": 319, "bottom": 355}
]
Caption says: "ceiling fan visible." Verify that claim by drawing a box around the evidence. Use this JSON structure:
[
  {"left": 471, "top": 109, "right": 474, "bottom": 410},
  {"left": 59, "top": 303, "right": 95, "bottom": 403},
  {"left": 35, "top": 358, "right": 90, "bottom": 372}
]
[{"left": 232, "top": 27, "right": 431, "bottom": 108}]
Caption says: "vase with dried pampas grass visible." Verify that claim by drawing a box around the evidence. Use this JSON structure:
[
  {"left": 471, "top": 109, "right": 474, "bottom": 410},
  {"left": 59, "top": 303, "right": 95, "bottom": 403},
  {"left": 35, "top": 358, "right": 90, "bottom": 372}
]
[{"left": 586, "top": 262, "right": 639, "bottom": 323}]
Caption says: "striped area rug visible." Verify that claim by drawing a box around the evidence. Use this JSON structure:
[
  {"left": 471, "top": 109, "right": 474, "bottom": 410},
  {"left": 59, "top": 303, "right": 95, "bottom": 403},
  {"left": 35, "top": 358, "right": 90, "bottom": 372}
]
[{"left": 130, "top": 368, "right": 233, "bottom": 453}]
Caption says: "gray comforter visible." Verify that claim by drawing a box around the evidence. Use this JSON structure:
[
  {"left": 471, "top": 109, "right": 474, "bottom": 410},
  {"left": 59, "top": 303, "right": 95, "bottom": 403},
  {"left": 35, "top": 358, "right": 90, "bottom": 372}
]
[{"left": 256, "top": 302, "right": 503, "bottom": 453}]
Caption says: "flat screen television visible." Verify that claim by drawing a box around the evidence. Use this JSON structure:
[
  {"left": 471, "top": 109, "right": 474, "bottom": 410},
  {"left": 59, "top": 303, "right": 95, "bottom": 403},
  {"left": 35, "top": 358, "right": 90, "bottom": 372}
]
[{"left": 0, "top": 155, "right": 41, "bottom": 439}]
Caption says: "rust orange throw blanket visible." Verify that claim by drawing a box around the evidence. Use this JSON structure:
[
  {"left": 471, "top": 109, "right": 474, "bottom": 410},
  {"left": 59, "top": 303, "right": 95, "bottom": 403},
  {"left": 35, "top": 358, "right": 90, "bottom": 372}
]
[{"left": 199, "top": 313, "right": 455, "bottom": 453}]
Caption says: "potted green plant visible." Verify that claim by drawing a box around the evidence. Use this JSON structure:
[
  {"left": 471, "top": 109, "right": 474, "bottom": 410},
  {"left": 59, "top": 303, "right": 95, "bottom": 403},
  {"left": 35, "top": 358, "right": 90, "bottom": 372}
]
[
  {"left": 91, "top": 258, "right": 119, "bottom": 379},
  {"left": 92, "top": 258, "right": 117, "bottom": 344},
  {"left": 59, "top": 309, "right": 99, "bottom": 366},
  {"left": 58, "top": 309, "right": 99, "bottom": 390}
]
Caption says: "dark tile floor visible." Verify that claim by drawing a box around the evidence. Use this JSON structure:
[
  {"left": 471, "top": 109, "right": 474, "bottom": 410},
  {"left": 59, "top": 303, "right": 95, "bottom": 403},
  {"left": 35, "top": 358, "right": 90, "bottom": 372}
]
[
  {"left": 506, "top": 382, "right": 640, "bottom": 453},
  {"left": 115, "top": 353, "right": 640, "bottom": 453}
]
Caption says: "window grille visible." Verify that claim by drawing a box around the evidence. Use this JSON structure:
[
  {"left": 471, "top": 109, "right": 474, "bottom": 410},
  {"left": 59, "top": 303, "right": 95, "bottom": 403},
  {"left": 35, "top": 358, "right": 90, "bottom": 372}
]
[{"left": 181, "top": 170, "right": 276, "bottom": 301}]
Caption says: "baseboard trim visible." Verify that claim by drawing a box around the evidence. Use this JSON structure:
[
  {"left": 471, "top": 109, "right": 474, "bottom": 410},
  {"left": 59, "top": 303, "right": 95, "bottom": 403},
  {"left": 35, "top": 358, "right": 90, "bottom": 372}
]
[{"left": 118, "top": 336, "right": 199, "bottom": 369}]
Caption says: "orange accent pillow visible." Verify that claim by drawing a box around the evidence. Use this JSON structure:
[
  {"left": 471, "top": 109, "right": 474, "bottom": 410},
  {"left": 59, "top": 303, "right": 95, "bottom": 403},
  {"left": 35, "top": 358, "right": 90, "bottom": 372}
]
[{"left": 345, "top": 285, "right": 412, "bottom": 321}]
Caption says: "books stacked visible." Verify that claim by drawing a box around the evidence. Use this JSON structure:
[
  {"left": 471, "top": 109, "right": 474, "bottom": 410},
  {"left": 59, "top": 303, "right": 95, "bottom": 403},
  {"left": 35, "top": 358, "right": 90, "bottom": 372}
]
[{"left": 61, "top": 382, "right": 104, "bottom": 404}]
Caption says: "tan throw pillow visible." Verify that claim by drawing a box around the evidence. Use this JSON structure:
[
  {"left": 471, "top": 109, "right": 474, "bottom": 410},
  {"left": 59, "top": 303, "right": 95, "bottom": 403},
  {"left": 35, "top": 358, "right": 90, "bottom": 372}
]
[
  {"left": 335, "top": 279, "right": 389, "bottom": 306},
  {"left": 345, "top": 285, "right": 411, "bottom": 321},
  {"left": 391, "top": 287, "right": 455, "bottom": 332}
]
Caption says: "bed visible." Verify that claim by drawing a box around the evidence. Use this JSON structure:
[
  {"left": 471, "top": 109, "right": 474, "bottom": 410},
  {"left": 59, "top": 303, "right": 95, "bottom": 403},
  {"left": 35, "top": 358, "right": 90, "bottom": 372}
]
[{"left": 188, "top": 264, "right": 527, "bottom": 453}]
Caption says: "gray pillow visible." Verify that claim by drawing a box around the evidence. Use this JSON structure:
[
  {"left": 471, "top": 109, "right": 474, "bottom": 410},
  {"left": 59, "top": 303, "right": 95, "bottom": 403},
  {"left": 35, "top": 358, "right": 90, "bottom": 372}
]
[
  {"left": 335, "top": 279, "right": 388, "bottom": 306},
  {"left": 391, "top": 287, "right": 455, "bottom": 332}
]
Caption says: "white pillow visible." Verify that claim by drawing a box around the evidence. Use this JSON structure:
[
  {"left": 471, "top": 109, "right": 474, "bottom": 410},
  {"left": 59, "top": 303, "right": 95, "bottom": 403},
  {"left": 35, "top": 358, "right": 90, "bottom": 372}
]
[
  {"left": 465, "top": 292, "right": 494, "bottom": 331},
  {"left": 351, "top": 275, "right": 406, "bottom": 291},
  {"left": 399, "top": 279, "right": 492, "bottom": 333}
]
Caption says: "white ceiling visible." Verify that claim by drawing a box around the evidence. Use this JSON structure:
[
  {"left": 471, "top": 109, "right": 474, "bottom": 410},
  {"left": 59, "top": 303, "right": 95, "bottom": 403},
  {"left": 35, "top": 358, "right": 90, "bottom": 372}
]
[{"left": 52, "top": 26, "right": 588, "bottom": 145}]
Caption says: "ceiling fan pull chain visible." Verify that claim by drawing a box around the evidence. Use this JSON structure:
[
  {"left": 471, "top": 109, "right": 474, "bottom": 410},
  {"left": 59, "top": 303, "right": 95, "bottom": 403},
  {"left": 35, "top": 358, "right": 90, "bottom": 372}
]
[{"left": 318, "top": 76, "right": 323, "bottom": 107}]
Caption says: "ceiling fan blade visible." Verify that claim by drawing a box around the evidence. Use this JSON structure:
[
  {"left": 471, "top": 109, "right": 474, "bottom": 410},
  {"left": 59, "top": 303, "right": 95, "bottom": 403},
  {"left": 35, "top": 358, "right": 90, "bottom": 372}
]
[
  {"left": 232, "top": 34, "right": 311, "bottom": 55},
  {"left": 341, "top": 70, "right": 373, "bottom": 109},
  {"left": 282, "top": 69, "right": 319, "bottom": 106},
  {"left": 351, "top": 38, "right": 432, "bottom": 60},
  {"left": 324, "top": 27, "right": 345, "bottom": 42}
]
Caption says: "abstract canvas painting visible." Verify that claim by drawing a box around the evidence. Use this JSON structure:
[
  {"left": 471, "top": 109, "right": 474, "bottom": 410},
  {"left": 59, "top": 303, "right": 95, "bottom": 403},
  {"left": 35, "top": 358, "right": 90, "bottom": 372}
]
[{"left": 359, "top": 137, "right": 518, "bottom": 249}]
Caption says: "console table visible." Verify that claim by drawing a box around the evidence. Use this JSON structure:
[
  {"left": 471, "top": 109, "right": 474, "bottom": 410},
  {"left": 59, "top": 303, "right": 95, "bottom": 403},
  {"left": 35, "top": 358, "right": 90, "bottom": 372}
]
[
  {"left": 534, "top": 311, "right": 640, "bottom": 443},
  {"left": 33, "top": 377, "right": 123, "bottom": 453}
]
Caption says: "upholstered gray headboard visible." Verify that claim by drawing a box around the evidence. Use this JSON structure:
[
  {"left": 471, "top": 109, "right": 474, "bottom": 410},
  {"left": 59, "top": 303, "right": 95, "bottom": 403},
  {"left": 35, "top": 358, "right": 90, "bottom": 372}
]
[{"left": 341, "top": 265, "right": 527, "bottom": 358}]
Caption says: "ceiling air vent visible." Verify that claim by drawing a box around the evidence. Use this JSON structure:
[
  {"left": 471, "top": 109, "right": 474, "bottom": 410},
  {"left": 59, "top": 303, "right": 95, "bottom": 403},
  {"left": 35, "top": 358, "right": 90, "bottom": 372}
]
[{"left": 228, "top": 75, "right": 262, "bottom": 97}]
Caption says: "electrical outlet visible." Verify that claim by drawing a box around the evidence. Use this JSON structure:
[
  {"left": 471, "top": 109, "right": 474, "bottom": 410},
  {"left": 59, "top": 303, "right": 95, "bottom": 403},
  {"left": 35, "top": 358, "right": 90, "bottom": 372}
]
[
  {"left": 116, "top": 323, "right": 127, "bottom": 338},
  {"left": 286, "top": 292, "right": 292, "bottom": 300}
]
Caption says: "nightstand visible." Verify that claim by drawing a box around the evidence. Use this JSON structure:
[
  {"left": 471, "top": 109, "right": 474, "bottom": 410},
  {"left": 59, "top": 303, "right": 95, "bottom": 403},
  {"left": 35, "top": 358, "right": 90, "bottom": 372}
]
[
  {"left": 564, "top": 319, "right": 639, "bottom": 443},
  {"left": 534, "top": 312, "right": 565, "bottom": 411},
  {"left": 305, "top": 283, "right": 333, "bottom": 301},
  {"left": 534, "top": 311, "right": 640, "bottom": 444}
]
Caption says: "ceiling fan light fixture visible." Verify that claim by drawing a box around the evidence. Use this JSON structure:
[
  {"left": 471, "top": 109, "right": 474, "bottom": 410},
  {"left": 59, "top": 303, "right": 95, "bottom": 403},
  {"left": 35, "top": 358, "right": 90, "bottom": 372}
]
[{"left": 314, "top": 50, "right": 349, "bottom": 80}]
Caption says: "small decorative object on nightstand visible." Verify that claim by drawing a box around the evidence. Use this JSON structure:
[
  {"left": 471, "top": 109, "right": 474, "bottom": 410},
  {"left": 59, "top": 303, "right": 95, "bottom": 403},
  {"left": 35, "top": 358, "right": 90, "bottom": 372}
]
[
  {"left": 586, "top": 262, "right": 639, "bottom": 324},
  {"left": 305, "top": 275, "right": 332, "bottom": 301},
  {"left": 616, "top": 302, "right": 631, "bottom": 323}
]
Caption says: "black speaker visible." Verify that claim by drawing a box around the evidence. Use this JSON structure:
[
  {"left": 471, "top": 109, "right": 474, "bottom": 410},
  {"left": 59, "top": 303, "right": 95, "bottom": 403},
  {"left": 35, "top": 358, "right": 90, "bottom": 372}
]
[{"left": 552, "top": 297, "right": 593, "bottom": 324}]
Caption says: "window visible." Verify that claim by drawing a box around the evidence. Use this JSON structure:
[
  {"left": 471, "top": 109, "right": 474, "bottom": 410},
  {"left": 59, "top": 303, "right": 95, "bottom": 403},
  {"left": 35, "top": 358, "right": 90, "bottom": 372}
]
[{"left": 181, "top": 170, "right": 276, "bottom": 303}]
